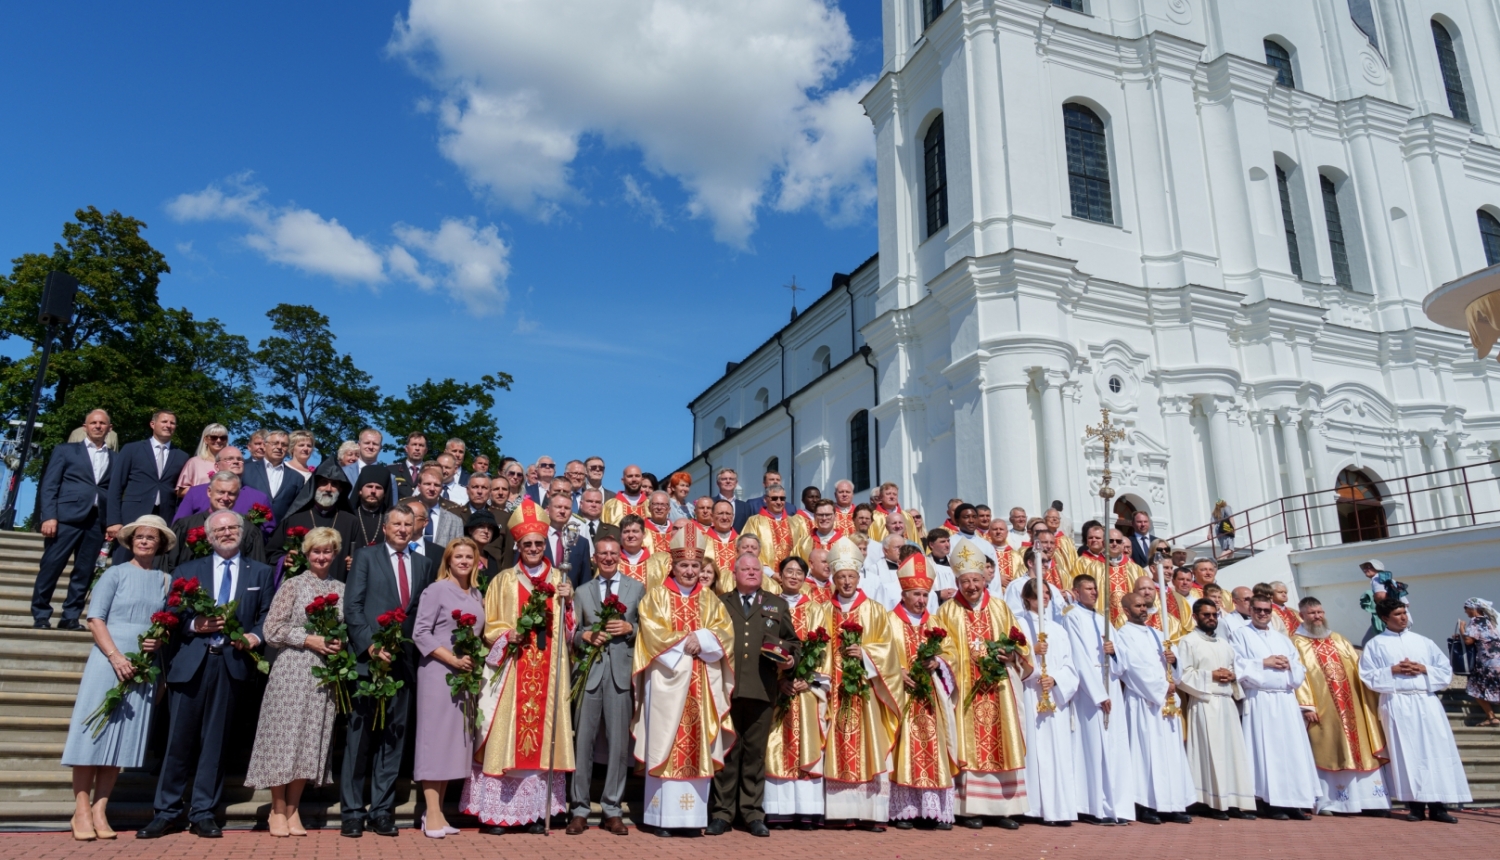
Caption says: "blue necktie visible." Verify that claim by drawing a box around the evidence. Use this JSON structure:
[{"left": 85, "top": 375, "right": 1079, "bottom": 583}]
[
  {"left": 213, "top": 559, "right": 233, "bottom": 647},
  {"left": 425, "top": 513, "right": 435, "bottom": 540}
]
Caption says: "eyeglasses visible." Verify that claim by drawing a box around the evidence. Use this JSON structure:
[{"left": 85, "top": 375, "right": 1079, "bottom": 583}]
[
  {"left": 587, "top": 464, "right": 604, "bottom": 471},
  {"left": 1108, "top": 538, "right": 1126, "bottom": 544},
  {"left": 207, "top": 435, "right": 228, "bottom": 442},
  {"left": 1251, "top": 606, "right": 1273, "bottom": 614}
]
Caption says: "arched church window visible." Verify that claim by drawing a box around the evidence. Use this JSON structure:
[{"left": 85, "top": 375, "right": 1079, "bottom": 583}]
[{"left": 1064, "top": 104, "right": 1112, "bottom": 224}]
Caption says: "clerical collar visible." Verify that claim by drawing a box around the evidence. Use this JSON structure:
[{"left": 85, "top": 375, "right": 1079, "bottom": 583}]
[
  {"left": 816, "top": 529, "right": 836, "bottom": 540},
  {"left": 932, "top": 555, "right": 948, "bottom": 565},
  {"left": 619, "top": 490, "right": 644, "bottom": 504},
  {"left": 958, "top": 592, "right": 987, "bottom": 611},
  {"left": 623, "top": 549, "right": 646, "bottom": 563},
  {"left": 785, "top": 592, "right": 802, "bottom": 607},
  {"left": 673, "top": 579, "right": 697, "bottom": 596},
  {"left": 836, "top": 594, "right": 856, "bottom": 610}
]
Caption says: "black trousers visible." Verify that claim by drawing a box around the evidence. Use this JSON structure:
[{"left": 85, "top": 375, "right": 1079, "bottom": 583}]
[
  {"left": 711, "top": 697, "right": 773, "bottom": 825},
  {"left": 155, "top": 653, "right": 238, "bottom": 822},
  {"left": 32, "top": 507, "right": 105, "bottom": 625},
  {"left": 341, "top": 670, "right": 414, "bottom": 821}
]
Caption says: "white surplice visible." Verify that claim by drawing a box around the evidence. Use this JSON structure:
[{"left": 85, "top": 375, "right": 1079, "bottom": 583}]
[
  {"left": 1229, "top": 624, "right": 1322, "bottom": 809},
  {"left": 1358, "top": 630, "right": 1472, "bottom": 804},
  {"left": 1174, "top": 628, "right": 1256, "bottom": 811},
  {"left": 1063, "top": 605, "right": 1135, "bottom": 821},
  {"left": 1017, "top": 610, "right": 1080, "bottom": 822},
  {"left": 1114, "top": 623, "right": 1195, "bottom": 813}
]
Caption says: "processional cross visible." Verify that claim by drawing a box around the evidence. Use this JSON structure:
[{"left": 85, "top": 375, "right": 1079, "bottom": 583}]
[{"left": 1085, "top": 409, "right": 1126, "bottom": 523}]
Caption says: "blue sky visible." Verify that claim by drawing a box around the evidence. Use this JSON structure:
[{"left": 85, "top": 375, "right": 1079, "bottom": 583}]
[{"left": 0, "top": 1, "right": 882, "bottom": 484}]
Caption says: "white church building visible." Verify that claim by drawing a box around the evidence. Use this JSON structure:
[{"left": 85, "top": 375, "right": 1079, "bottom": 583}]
[{"left": 676, "top": 0, "right": 1500, "bottom": 546}]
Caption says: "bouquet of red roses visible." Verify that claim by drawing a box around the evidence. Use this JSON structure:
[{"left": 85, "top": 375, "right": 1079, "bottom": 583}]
[
  {"left": 305, "top": 592, "right": 355, "bottom": 713},
  {"left": 184, "top": 527, "right": 211, "bottom": 558},
  {"left": 246, "top": 502, "right": 273, "bottom": 531},
  {"left": 82, "top": 608, "right": 181, "bottom": 737},
  {"left": 503, "top": 577, "right": 556, "bottom": 662},
  {"left": 965, "top": 625, "right": 1026, "bottom": 709},
  {"left": 907, "top": 627, "right": 948, "bottom": 708},
  {"left": 837, "top": 617, "right": 869, "bottom": 712},
  {"left": 569, "top": 593, "right": 626, "bottom": 703},
  {"left": 447, "top": 609, "right": 486, "bottom": 729},
  {"left": 281, "top": 525, "right": 311, "bottom": 579},
  {"left": 179, "top": 577, "right": 270, "bottom": 675},
  {"left": 357, "top": 608, "right": 408, "bottom": 729},
  {"left": 776, "top": 625, "right": 831, "bottom": 718}
]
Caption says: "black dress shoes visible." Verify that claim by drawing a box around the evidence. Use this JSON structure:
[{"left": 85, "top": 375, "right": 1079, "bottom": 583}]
[
  {"left": 1137, "top": 810, "right": 1161, "bottom": 825},
  {"left": 748, "top": 820, "right": 770, "bottom": 837},
  {"left": 371, "top": 813, "right": 398, "bottom": 836},
  {"left": 1286, "top": 809, "right": 1311, "bottom": 821},
  {"left": 1162, "top": 812, "right": 1193, "bottom": 824},
  {"left": 893, "top": 820, "right": 914, "bottom": 830},
  {"left": 135, "top": 816, "right": 182, "bottom": 839},
  {"left": 959, "top": 816, "right": 984, "bottom": 829},
  {"left": 935, "top": 821, "right": 953, "bottom": 830},
  {"left": 32, "top": 620, "right": 48, "bottom": 629},
  {"left": 525, "top": 819, "right": 548, "bottom": 834},
  {"left": 189, "top": 819, "right": 222, "bottom": 838},
  {"left": 1429, "top": 804, "right": 1459, "bottom": 824},
  {"left": 1228, "top": 809, "right": 1257, "bottom": 820},
  {"left": 706, "top": 818, "right": 730, "bottom": 836},
  {"left": 58, "top": 620, "right": 84, "bottom": 631},
  {"left": 1201, "top": 809, "right": 1229, "bottom": 821},
  {"left": 340, "top": 818, "right": 364, "bottom": 838},
  {"left": 994, "top": 817, "right": 1020, "bottom": 830},
  {"left": 479, "top": 824, "right": 506, "bottom": 836}
]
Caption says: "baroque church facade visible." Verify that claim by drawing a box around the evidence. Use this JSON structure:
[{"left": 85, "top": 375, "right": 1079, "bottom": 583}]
[{"left": 677, "top": 0, "right": 1500, "bottom": 543}]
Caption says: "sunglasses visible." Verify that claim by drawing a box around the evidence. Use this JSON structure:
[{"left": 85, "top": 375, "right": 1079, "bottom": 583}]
[
  {"left": 1251, "top": 606, "right": 1273, "bottom": 614},
  {"left": 1108, "top": 538, "right": 1126, "bottom": 544},
  {"left": 587, "top": 465, "right": 604, "bottom": 471},
  {"left": 767, "top": 496, "right": 786, "bottom": 502},
  {"left": 207, "top": 435, "right": 229, "bottom": 442}
]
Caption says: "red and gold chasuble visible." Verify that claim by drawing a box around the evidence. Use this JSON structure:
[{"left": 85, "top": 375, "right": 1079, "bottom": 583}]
[
  {"left": 761, "top": 513, "right": 794, "bottom": 563},
  {"left": 809, "top": 529, "right": 844, "bottom": 551},
  {"left": 620, "top": 549, "right": 650, "bottom": 584},
  {"left": 935, "top": 594, "right": 1028, "bottom": 775},
  {"left": 766, "top": 596, "right": 833, "bottom": 780},
  {"left": 833, "top": 505, "right": 855, "bottom": 535},
  {"left": 891, "top": 605, "right": 952, "bottom": 789},
  {"left": 1098, "top": 558, "right": 1152, "bottom": 629},
  {"left": 642, "top": 519, "right": 672, "bottom": 556},
  {"left": 614, "top": 491, "right": 647, "bottom": 519},
  {"left": 1273, "top": 604, "right": 1301, "bottom": 635},
  {"left": 704, "top": 530, "right": 738, "bottom": 576},
  {"left": 662, "top": 589, "right": 708, "bottom": 778},
  {"left": 824, "top": 593, "right": 904, "bottom": 783}
]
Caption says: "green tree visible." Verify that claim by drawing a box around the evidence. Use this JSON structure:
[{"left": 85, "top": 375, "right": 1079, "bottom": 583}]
[
  {"left": 251, "top": 303, "right": 381, "bottom": 450},
  {"left": 379, "top": 373, "right": 513, "bottom": 465},
  {"left": 0, "top": 207, "right": 259, "bottom": 483}
]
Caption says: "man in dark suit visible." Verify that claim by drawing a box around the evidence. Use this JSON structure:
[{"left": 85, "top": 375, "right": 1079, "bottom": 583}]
[
  {"left": 566, "top": 532, "right": 644, "bottom": 836},
  {"left": 340, "top": 503, "right": 433, "bottom": 837},
  {"left": 708, "top": 553, "right": 798, "bottom": 838},
  {"left": 1129, "top": 510, "right": 1162, "bottom": 568},
  {"left": 107, "top": 410, "right": 189, "bottom": 545},
  {"left": 523, "top": 455, "right": 557, "bottom": 505},
  {"left": 137, "top": 510, "right": 273, "bottom": 838},
  {"left": 168, "top": 473, "right": 267, "bottom": 571},
  {"left": 745, "top": 469, "right": 798, "bottom": 520},
  {"left": 713, "top": 468, "right": 755, "bottom": 533},
  {"left": 241, "top": 429, "right": 304, "bottom": 521},
  {"left": 388, "top": 431, "right": 428, "bottom": 499},
  {"left": 33, "top": 409, "right": 113, "bottom": 629}
]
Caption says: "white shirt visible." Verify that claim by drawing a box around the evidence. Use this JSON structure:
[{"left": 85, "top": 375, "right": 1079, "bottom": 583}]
[
  {"left": 152, "top": 439, "right": 171, "bottom": 503},
  {"left": 265, "top": 460, "right": 286, "bottom": 498},
  {"left": 85, "top": 440, "right": 109, "bottom": 485},
  {"left": 570, "top": 515, "right": 599, "bottom": 555},
  {"left": 597, "top": 572, "right": 621, "bottom": 601},
  {"left": 443, "top": 480, "right": 470, "bottom": 506},
  {"left": 210, "top": 553, "right": 241, "bottom": 604}
]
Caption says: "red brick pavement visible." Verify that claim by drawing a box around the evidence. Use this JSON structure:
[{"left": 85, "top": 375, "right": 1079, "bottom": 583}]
[{"left": 3, "top": 810, "right": 1498, "bottom": 860}]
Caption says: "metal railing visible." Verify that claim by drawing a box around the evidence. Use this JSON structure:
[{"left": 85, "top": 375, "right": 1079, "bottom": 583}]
[{"left": 1163, "top": 459, "right": 1500, "bottom": 560}]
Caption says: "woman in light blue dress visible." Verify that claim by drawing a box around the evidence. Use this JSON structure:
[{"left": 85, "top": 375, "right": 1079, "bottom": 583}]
[{"left": 60, "top": 515, "right": 174, "bottom": 841}]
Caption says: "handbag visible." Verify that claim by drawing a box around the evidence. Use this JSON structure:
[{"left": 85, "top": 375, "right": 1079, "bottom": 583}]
[{"left": 1449, "top": 621, "right": 1478, "bottom": 674}]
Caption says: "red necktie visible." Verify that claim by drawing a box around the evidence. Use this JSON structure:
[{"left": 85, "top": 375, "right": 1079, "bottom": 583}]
[
  {"left": 396, "top": 552, "right": 410, "bottom": 607},
  {"left": 555, "top": 533, "right": 566, "bottom": 566}
]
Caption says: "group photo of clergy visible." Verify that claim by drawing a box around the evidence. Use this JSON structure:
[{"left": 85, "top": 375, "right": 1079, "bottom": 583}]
[{"left": 32, "top": 409, "right": 1478, "bottom": 841}]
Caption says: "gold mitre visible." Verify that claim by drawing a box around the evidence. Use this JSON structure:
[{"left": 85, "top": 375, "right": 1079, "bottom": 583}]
[
  {"left": 951, "top": 542, "right": 985, "bottom": 576},
  {"left": 828, "top": 537, "right": 863, "bottom": 573},
  {"left": 669, "top": 520, "right": 708, "bottom": 561},
  {"left": 507, "top": 497, "right": 548, "bottom": 539}
]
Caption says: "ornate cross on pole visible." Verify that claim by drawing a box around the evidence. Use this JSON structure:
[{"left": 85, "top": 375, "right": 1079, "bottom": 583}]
[
  {"left": 784, "top": 276, "right": 804, "bottom": 322},
  {"left": 1085, "top": 408, "right": 1126, "bottom": 524}
]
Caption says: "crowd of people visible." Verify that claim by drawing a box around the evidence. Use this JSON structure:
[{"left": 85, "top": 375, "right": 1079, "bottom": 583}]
[{"left": 35, "top": 408, "right": 1475, "bottom": 841}]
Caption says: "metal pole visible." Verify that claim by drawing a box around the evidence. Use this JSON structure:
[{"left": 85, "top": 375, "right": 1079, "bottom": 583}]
[
  {"left": 0, "top": 324, "right": 57, "bottom": 530},
  {"left": 541, "top": 561, "right": 571, "bottom": 835}
]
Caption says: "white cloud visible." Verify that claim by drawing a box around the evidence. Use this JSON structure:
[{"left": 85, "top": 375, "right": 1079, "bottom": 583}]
[
  {"left": 392, "top": 218, "right": 510, "bottom": 312},
  {"left": 166, "top": 176, "right": 510, "bottom": 313},
  {"left": 622, "top": 174, "right": 667, "bottom": 228},
  {"left": 389, "top": 0, "right": 875, "bottom": 246}
]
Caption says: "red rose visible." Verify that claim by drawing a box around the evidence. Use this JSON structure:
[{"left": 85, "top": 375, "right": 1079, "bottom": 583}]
[
  {"left": 925, "top": 628, "right": 947, "bottom": 641},
  {"left": 171, "top": 577, "right": 189, "bottom": 591},
  {"left": 461, "top": 613, "right": 478, "bottom": 627},
  {"left": 377, "top": 611, "right": 392, "bottom": 627},
  {"left": 251, "top": 503, "right": 271, "bottom": 516},
  {"left": 186, "top": 527, "right": 206, "bottom": 543},
  {"left": 452, "top": 609, "right": 463, "bottom": 621},
  {"left": 324, "top": 593, "right": 338, "bottom": 606},
  {"left": 167, "top": 592, "right": 183, "bottom": 608},
  {"left": 184, "top": 578, "right": 201, "bottom": 593},
  {"left": 390, "top": 608, "right": 407, "bottom": 624},
  {"left": 308, "top": 597, "right": 325, "bottom": 613},
  {"left": 811, "top": 628, "right": 831, "bottom": 643},
  {"left": 1009, "top": 626, "right": 1027, "bottom": 646},
  {"left": 151, "top": 611, "right": 180, "bottom": 627},
  {"left": 840, "top": 618, "right": 863, "bottom": 634},
  {"left": 603, "top": 595, "right": 626, "bottom": 613},
  {"left": 536, "top": 582, "right": 556, "bottom": 596},
  {"left": 287, "top": 526, "right": 309, "bottom": 538}
]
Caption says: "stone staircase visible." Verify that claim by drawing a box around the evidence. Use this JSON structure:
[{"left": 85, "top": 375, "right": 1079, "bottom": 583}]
[{"left": 1444, "top": 690, "right": 1500, "bottom": 804}]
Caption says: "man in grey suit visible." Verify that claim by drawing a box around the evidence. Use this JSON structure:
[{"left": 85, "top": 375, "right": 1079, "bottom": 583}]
[
  {"left": 33, "top": 409, "right": 112, "bottom": 629},
  {"left": 340, "top": 503, "right": 433, "bottom": 838},
  {"left": 565, "top": 531, "right": 642, "bottom": 836}
]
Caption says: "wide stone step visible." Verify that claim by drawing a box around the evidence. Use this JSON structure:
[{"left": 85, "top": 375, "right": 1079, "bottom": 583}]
[
  {"left": 0, "top": 668, "right": 83, "bottom": 696},
  {"left": 0, "top": 715, "right": 72, "bottom": 744},
  {"left": 0, "top": 692, "right": 78, "bottom": 720},
  {"left": 0, "top": 742, "right": 65, "bottom": 770}
]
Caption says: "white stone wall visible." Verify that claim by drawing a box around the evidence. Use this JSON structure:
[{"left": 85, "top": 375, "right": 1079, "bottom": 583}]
[{"left": 679, "top": 1, "right": 1500, "bottom": 541}]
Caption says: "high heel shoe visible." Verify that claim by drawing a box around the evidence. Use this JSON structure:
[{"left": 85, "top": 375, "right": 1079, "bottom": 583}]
[
  {"left": 287, "top": 811, "right": 308, "bottom": 837},
  {"left": 268, "top": 811, "right": 291, "bottom": 838},
  {"left": 420, "top": 813, "right": 448, "bottom": 839},
  {"left": 71, "top": 813, "right": 97, "bottom": 842}
]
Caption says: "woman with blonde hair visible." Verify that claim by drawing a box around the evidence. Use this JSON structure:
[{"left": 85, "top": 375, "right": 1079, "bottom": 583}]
[
  {"left": 287, "top": 430, "right": 316, "bottom": 478},
  {"left": 175, "top": 423, "right": 230, "bottom": 495},
  {"left": 244, "top": 527, "right": 346, "bottom": 837},
  {"left": 61, "top": 516, "right": 175, "bottom": 840},
  {"left": 412, "top": 537, "right": 486, "bottom": 837},
  {"left": 336, "top": 440, "right": 360, "bottom": 467}
]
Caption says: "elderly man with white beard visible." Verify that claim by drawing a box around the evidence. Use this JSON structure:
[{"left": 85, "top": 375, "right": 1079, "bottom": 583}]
[
  {"left": 1228, "top": 594, "right": 1320, "bottom": 819},
  {"left": 1063, "top": 573, "right": 1133, "bottom": 824},
  {"left": 1358, "top": 598, "right": 1470, "bottom": 823}
]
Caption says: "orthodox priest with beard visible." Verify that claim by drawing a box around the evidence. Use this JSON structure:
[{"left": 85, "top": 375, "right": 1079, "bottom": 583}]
[
  {"left": 633, "top": 523, "right": 736, "bottom": 837},
  {"left": 350, "top": 464, "right": 395, "bottom": 553},
  {"left": 267, "top": 459, "right": 357, "bottom": 582}
]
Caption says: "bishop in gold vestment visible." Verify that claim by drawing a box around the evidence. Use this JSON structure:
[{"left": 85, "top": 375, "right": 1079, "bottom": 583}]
[
  {"left": 466, "top": 500, "right": 574, "bottom": 828},
  {"left": 889, "top": 555, "right": 957, "bottom": 827},
  {"left": 632, "top": 534, "right": 736, "bottom": 832},
  {"left": 1292, "top": 600, "right": 1389, "bottom": 813},
  {"left": 935, "top": 563, "right": 1031, "bottom": 825},
  {"left": 764, "top": 562, "right": 835, "bottom": 824},
  {"left": 822, "top": 540, "right": 906, "bottom": 828}
]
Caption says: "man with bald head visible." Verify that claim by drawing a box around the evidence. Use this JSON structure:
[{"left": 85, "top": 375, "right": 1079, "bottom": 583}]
[
  {"left": 642, "top": 490, "right": 675, "bottom": 556},
  {"left": 602, "top": 464, "right": 649, "bottom": 525},
  {"left": 34, "top": 409, "right": 115, "bottom": 629},
  {"left": 1220, "top": 586, "right": 1254, "bottom": 634}
]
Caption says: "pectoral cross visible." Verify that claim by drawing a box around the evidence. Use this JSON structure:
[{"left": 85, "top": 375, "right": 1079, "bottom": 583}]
[{"left": 1085, "top": 409, "right": 1126, "bottom": 521}]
